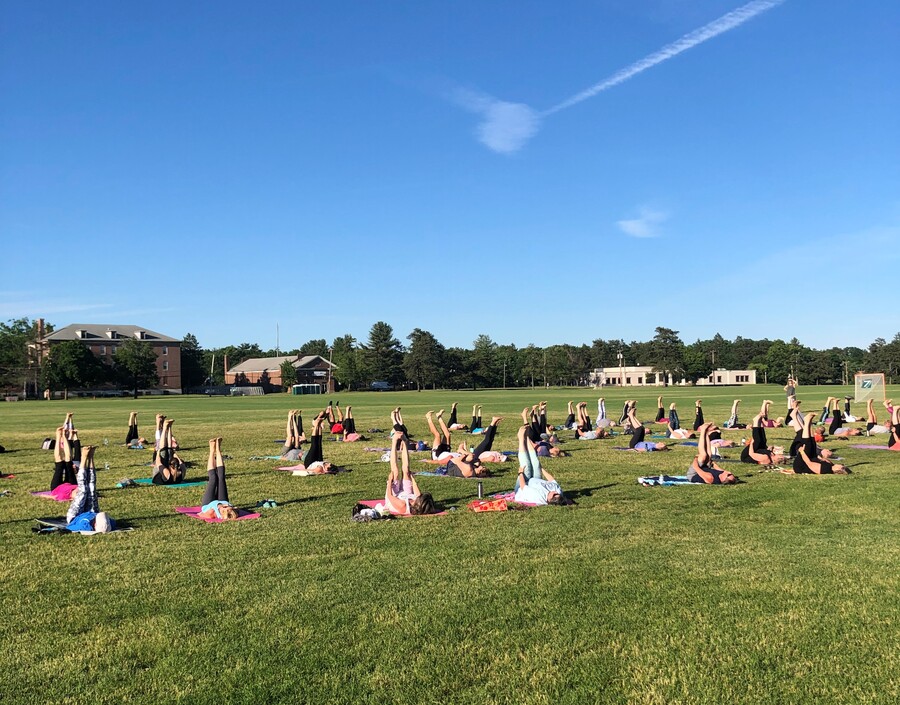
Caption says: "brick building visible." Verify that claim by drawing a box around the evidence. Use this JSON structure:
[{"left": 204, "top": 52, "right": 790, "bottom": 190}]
[{"left": 40, "top": 324, "right": 182, "bottom": 391}]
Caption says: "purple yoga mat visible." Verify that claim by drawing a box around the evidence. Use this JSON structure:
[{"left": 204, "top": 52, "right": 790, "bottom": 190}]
[
  {"left": 357, "top": 499, "right": 449, "bottom": 516},
  {"left": 848, "top": 444, "right": 893, "bottom": 450}
]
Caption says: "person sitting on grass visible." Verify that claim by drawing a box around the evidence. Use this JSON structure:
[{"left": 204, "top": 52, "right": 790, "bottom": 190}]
[
  {"left": 125, "top": 411, "right": 139, "bottom": 446},
  {"left": 153, "top": 418, "right": 186, "bottom": 485},
  {"left": 787, "top": 413, "right": 849, "bottom": 474},
  {"left": 740, "top": 405, "right": 785, "bottom": 466},
  {"left": 67, "top": 444, "right": 99, "bottom": 522},
  {"left": 383, "top": 433, "right": 436, "bottom": 515},
  {"left": 198, "top": 437, "right": 239, "bottom": 520},
  {"left": 626, "top": 405, "right": 667, "bottom": 451},
  {"left": 50, "top": 426, "right": 76, "bottom": 490},
  {"left": 687, "top": 423, "right": 737, "bottom": 484},
  {"left": 514, "top": 425, "right": 566, "bottom": 505}
]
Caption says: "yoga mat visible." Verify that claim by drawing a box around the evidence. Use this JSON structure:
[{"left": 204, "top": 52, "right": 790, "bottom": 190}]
[
  {"left": 133, "top": 478, "right": 206, "bottom": 487},
  {"left": 0, "top": 474, "right": 16, "bottom": 479},
  {"left": 357, "top": 499, "right": 449, "bottom": 517},
  {"left": 175, "top": 506, "right": 261, "bottom": 523},
  {"left": 848, "top": 444, "right": 893, "bottom": 450},
  {"left": 679, "top": 442, "right": 699, "bottom": 447},
  {"left": 250, "top": 455, "right": 282, "bottom": 461},
  {"left": 638, "top": 475, "right": 698, "bottom": 487},
  {"left": 33, "top": 518, "right": 134, "bottom": 535},
  {"left": 31, "top": 483, "right": 77, "bottom": 501}
]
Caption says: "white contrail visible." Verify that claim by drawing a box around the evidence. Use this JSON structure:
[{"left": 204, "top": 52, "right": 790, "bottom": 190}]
[{"left": 544, "top": 0, "right": 786, "bottom": 116}]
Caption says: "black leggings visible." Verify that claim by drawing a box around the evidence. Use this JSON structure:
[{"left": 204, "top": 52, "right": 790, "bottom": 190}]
[
  {"left": 752, "top": 426, "right": 767, "bottom": 452},
  {"left": 629, "top": 426, "right": 646, "bottom": 449},
  {"left": 201, "top": 465, "right": 229, "bottom": 505},
  {"left": 693, "top": 407, "right": 704, "bottom": 430},
  {"left": 344, "top": 416, "right": 356, "bottom": 434},
  {"left": 125, "top": 423, "right": 139, "bottom": 444},
  {"left": 792, "top": 438, "right": 815, "bottom": 474},
  {"left": 789, "top": 430, "right": 804, "bottom": 457},
  {"left": 563, "top": 413, "right": 575, "bottom": 428},
  {"left": 50, "top": 461, "right": 76, "bottom": 490},
  {"left": 472, "top": 424, "right": 497, "bottom": 460},
  {"left": 303, "top": 434, "right": 324, "bottom": 466},
  {"left": 471, "top": 414, "right": 482, "bottom": 429},
  {"left": 655, "top": 406, "right": 665, "bottom": 422},
  {"left": 448, "top": 407, "right": 458, "bottom": 427},
  {"left": 828, "top": 411, "right": 843, "bottom": 436}
]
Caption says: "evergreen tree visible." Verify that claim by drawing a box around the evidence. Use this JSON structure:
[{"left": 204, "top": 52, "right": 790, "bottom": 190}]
[
  {"left": 403, "top": 328, "right": 445, "bottom": 390},
  {"left": 361, "top": 322, "right": 404, "bottom": 385}
]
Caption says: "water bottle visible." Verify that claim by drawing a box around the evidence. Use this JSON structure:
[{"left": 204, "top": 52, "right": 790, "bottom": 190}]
[
  {"left": 104, "top": 462, "right": 110, "bottom": 472},
  {"left": 477, "top": 481, "right": 483, "bottom": 499},
  {"left": 103, "top": 438, "right": 109, "bottom": 446}
]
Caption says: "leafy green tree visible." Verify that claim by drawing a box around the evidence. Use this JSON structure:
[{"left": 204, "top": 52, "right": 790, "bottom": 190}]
[
  {"left": 180, "top": 333, "right": 206, "bottom": 389},
  {"left": 299, "top": 339, "right": 329, "bottom": 357},
  {"left": 114, "top": 339, "right": 159, "bottom": 399},
  {"left": 280, "top": 359, "right": 297, "bottom": 391},
  {"left": 403, "top": 329, "right": 445, "bottom": 390},
  {"left": 647, "top": 327, "right": 685, "bottom": 383},
  {"left": 522, "top": 344, "right": 543, "bottom": 387},
  {"left": 0, "top": 318, "right": 52, "bottom": 394},
  {"left": 437, "top": 347, "right": 465, "bottom": 390},
  {"left": 43, "top": 340, "right": 107, "bottom": 399},
  {"left": 331, "top": 334, "right": 363, "bottom": 390},
  {"left": 361, "top": 322, "right": 404, "bottom": 385},
  {"left": 470, "top": 334, "right": 500, "bottom": 389},
  {"left": 683, "top": 342, "right": 714, "bottom": 383}
]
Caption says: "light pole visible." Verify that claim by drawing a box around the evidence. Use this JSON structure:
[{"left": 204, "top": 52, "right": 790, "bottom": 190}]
[
  {"left": 326, "top": 347, "right": 334, "bottom": 393},
  {"left": 617, "top": 351, "right": 624, "bottom": 388}
]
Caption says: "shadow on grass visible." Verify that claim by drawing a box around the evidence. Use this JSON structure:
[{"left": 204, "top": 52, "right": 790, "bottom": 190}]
[{"left": 567, "top": 483, "right": 616, "bottom": 500}]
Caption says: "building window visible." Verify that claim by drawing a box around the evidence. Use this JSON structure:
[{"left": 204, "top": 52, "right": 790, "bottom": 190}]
[
  {"left": 162, "top": 361, "right": 169, "bottom": 371},
  {"left": 626, "top": 377, "right": 631, "bottom": 384},
  {"left": 717, "top": 376, "right": 722, "bottom": 383},
  {"left": 100, "top": 345, "right": 106, "bottom": 355},
  {"left": 162, "top": 346, "right": 168, "bottom": 356}
]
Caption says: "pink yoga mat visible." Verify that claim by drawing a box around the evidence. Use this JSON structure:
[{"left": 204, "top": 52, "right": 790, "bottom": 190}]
[
  {"left": 848, "top": 444, "right": 894, "bottom": 450},
  {"left": 175, "top": 506, "right": 261, "bottom": 522},
  {"left": 31, "top": 483, "right": 77, "bottom": 501}
]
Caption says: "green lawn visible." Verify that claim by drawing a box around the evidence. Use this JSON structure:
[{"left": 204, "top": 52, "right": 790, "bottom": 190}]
[{"left": 1, "top": 386, "right": 898, "bottom": 704}]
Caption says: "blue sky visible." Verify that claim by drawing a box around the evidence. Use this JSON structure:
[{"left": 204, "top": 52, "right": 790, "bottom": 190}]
[{"left": 2, "top": 0, "right": 898, "bottom": 352}]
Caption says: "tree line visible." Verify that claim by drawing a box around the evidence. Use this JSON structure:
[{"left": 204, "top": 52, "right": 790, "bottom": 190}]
[
  {"left": 2, "top": 318, "right": 898, "bottom": 395},
  {"left": 185, "top": 323, "right": 900, "bottom": 391}
]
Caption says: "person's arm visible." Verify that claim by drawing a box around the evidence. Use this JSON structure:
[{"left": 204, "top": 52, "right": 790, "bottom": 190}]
[
  {"left": 516, "top": 471, "right": 527, "bottom": 489},
  {"left": 798, "top": 446, "right": 824, "bottom": 474},
  {"left": 541, "top": 468, "right": 557, "bottom": 483},
  {"left": 690, "top": 457, "right": 715, "bottom": 484}
]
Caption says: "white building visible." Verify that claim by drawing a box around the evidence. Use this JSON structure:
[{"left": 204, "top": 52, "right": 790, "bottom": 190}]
[
  {"left": 590, "top": 366, "right": 670, "bottom": 387},
  {"left": 695, "top": 369, "right": 757, "bottom": 386},
  {"left": 590, "top": 366, "right": 757, "bottom": 387}
]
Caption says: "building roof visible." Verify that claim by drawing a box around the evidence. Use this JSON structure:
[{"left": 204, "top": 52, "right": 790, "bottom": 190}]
[
  {"left": 227, "top": 355, "right": 300, "bottom": 374},
  {"left": 43, "top": 324, "right": 178, "bottom": 344},
  {"left": 227, "top": 354, "right": 336, "bottom": 374}
]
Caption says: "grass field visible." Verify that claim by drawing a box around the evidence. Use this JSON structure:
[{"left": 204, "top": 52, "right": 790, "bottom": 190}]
[{"left": 1, "top": 386, "right": 898, "bottom": 704}]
